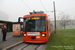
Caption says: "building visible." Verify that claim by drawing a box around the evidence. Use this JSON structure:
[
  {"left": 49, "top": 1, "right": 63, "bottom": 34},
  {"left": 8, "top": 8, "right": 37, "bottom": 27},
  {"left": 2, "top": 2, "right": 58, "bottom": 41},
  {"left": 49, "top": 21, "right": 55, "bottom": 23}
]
[{"left": 0, "top": 20, "right": 22, "bottom": 32}]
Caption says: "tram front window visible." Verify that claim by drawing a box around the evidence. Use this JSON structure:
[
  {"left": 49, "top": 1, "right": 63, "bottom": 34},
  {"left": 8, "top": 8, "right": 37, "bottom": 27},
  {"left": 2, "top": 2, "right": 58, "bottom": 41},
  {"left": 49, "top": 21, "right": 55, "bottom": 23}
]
[{"left": 24, "top": 16, "right": 45, "bottom": 32}]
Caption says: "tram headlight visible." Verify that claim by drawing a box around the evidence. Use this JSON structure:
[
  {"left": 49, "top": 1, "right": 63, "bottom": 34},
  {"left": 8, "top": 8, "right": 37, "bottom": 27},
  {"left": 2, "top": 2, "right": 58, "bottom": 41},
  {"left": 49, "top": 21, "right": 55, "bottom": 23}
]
[
  {"left": 42, "top": 34, "right": 46, "bottom": 37},
  {"left": 24, "top": 34, "right": 26, "bottom": 36}
]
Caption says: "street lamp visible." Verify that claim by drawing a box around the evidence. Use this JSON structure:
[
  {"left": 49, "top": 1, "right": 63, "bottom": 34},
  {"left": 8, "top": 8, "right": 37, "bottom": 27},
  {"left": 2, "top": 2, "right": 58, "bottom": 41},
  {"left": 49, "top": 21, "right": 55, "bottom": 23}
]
[{"left": 53, "top": 0, "right": 56, "bottom": 33}]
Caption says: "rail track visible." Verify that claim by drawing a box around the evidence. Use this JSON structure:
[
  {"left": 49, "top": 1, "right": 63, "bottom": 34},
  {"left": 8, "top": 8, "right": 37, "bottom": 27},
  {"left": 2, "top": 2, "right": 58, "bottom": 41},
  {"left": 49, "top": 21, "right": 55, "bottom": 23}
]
[{"left": 2, "top": 41, "right": 47, "bottom": 50}]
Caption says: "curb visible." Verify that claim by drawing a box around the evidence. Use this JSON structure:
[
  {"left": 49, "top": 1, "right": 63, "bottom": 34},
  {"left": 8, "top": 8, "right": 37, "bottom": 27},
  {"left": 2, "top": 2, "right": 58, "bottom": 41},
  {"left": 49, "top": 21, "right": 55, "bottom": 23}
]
[{"left": 2, "top": 41, "right": 23, "bottom": 50}]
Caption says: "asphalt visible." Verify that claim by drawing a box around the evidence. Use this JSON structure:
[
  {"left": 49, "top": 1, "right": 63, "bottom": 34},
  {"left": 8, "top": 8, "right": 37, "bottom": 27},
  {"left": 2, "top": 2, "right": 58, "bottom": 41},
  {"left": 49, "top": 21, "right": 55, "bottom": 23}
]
[
  {"left": 0, "top": 32, "right": 48, "bottom": 50},
  {"left": 0, "top": 32, "right": 23, "bottom": 49}
]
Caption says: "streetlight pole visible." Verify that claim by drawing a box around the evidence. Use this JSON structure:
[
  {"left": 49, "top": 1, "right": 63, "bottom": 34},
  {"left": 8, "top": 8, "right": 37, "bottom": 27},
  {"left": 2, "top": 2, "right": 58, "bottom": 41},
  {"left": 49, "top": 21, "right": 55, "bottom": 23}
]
[{"left": 53, "top": 1, "right": 56, "bottom": 33}]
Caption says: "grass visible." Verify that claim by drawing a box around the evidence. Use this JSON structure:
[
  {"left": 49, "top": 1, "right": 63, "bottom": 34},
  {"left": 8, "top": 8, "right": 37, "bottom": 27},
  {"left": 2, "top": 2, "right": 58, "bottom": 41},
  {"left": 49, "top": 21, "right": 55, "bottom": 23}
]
[
  {"left": 46, "top": 29, "right": 75, "bottom": 50},
  {"left": 57, "top": 29, "right": 75, "bottom": 34}
]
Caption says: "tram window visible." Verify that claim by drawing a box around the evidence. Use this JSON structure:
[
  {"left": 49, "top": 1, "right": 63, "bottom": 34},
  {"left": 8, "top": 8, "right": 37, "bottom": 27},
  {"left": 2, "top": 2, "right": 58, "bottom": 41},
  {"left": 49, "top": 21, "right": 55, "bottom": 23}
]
[
  {"left": 47, "top": 21, "right": 48, "bottom": 31},
  {"left": 24, "top": 16, "right": 46, "bottom": 32},
  {"left": 48, "top": 22, "right": 50, "bottom": 30}
]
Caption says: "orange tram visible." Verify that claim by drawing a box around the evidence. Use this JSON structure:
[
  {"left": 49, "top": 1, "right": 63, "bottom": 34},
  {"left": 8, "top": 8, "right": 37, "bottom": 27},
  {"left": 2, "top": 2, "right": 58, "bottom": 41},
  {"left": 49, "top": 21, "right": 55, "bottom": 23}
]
[{"left": 18, "top": 11, "right": 53, "bottom": 43}]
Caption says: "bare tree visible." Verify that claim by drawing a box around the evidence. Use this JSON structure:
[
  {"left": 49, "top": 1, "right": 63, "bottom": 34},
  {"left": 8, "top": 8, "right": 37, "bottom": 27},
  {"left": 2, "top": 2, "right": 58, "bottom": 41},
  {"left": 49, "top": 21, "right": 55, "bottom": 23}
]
[{"left": 58, "top": 12, "right": 71, "bottom": 29}]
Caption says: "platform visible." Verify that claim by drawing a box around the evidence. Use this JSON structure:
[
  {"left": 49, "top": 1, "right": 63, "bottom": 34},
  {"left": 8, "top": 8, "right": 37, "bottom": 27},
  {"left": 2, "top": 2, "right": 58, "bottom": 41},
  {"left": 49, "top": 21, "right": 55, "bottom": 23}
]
[{"left": 0, "top": 32, "right": 23, "bottom": 49}]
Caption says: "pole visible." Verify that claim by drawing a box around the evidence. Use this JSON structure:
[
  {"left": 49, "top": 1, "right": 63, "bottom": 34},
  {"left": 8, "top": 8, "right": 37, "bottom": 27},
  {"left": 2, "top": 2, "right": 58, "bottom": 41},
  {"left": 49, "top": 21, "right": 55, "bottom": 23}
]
[{"left": 53, "top": 1, "right": 56, "bottom": 33}]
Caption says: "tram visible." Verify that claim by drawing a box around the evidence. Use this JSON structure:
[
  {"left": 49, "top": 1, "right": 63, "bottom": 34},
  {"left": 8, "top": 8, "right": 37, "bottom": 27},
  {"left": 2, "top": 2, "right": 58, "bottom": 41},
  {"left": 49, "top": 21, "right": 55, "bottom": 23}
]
[{"left": 18, "top": 11, "right": 53, "bottom": 43}]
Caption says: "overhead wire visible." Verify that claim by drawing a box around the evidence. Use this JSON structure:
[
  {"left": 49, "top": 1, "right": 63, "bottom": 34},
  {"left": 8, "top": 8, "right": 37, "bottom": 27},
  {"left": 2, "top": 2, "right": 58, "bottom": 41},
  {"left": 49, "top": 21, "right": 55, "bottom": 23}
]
[
  {"left": 57, "top": 7, "right": 75, "bottom": 12},
  {"left": 40, "top": 0, "right": 46, "bottom": 11},
  {"left": 64, "top": 8, "right": 75, "bottom": 11},
  {"left": 57, "top": 0, "right": 65, "bottom": 10},
  {"left": 21, "top": 0, "right": 32, "bottom": 11},
  {"left": 21, "top": 0, "right": 51, "bottom": 13}
]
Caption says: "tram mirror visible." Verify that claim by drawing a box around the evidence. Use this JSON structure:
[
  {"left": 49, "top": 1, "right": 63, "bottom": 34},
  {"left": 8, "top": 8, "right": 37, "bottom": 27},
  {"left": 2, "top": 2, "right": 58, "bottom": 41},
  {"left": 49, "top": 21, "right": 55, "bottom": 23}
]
[{"left": 18, "top": 17, "right": 23, "bottom": 23}]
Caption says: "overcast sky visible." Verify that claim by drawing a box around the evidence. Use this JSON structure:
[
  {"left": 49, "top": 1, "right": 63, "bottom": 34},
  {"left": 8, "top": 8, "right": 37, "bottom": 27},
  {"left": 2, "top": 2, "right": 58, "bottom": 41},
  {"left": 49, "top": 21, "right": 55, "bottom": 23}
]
[{"left": 0, "top": 0, "right": 75, "bottom": 22}]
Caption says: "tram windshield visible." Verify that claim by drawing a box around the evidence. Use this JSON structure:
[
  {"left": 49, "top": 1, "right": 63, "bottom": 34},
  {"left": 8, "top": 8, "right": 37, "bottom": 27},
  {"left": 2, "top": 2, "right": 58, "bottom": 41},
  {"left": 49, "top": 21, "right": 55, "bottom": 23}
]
[{"left": 24, "top": 16, "right": 45, "bottom": 32}]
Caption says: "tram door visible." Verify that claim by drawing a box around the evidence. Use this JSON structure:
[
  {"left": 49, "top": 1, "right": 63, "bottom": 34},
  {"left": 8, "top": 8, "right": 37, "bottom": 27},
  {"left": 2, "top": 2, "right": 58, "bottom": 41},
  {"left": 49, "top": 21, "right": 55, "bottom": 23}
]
[{"left": 13, "top": 24, "right": 21, "bottom": 36}]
